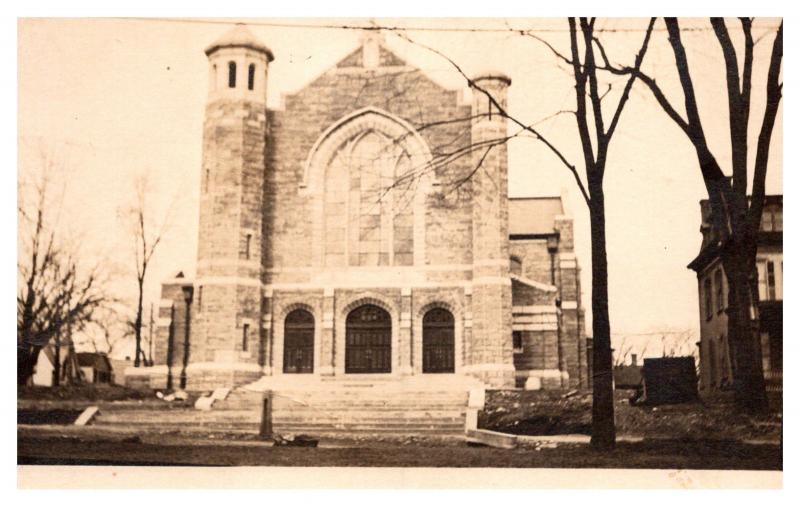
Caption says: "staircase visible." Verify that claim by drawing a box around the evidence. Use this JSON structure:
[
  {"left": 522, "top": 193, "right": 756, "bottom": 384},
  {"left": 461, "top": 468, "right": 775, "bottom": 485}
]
[
  {"left": 90, "top": 399, "right": 261, "bottom": 435},
  {"left": 265, "top": 387, "right": 469, "bottom": 437},
  {"left": 91, "top": 382, "right": 473, "bottom": 439}
]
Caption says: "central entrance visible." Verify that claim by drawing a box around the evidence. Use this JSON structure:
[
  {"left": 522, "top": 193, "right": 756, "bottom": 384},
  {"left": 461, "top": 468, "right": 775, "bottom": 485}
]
[{"left": 345, "top": 304, "right": 391, "bottom": 373}]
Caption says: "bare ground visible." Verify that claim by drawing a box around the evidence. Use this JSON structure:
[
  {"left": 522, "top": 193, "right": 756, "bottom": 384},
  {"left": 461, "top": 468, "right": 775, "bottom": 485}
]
[
  {"left": 17, "top": 386, "right": 782, "bottom": 469},
  {"left": 480, "top": 389, "right": 782, "bottom": 442},
  {"left": 17, "top": 432, "right": 780, "bottom": 469}
]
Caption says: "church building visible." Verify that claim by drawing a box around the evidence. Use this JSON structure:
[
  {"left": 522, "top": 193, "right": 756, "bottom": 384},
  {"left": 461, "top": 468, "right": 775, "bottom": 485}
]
[{"left": 129, "top": 25, "right": 588, "bottom": 396}]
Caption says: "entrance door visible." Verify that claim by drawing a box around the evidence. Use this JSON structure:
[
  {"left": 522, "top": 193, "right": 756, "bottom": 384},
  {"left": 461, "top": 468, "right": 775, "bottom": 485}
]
[
  {"left": 422, "top": 308, "right": 455, "bottom": 373},
  {"left": 345, "top": 304, "right": 391, "bottom": 373},
  {"left": 283, "top": 309, "right": 314, "bottom": 373}
]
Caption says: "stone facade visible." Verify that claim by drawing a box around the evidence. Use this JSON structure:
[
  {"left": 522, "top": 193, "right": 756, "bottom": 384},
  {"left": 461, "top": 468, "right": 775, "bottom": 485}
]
[{"left": 131, "top": 25, "right": 587, "bottom": 392}]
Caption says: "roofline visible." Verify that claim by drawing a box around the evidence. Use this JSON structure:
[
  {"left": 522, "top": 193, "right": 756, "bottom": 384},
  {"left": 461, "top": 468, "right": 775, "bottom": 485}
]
[
  {"left": 687, "top": 231, "right": 783, "bottom": 272},
  {"left": 698, "top": 193, "right": 782, "bottom": 205},
  {"left": 205, "top": 43, "right": 274, "bottom": 61},
  {"left": 508, "top": 196, "right": 562, "bottom": 201}
]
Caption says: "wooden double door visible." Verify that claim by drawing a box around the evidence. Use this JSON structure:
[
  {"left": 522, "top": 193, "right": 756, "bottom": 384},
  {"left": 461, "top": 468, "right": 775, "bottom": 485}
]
[
  {"left": 345, "top": 304, "right": 391, "bottom": 373},
  {"left": 343, "top": 304, "right": 456, "bottom": 374}
]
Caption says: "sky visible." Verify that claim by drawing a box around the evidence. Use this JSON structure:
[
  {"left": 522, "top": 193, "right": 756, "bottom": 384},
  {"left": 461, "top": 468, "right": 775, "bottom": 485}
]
[{"left": 17, "top": 17, "right": 782, "bottom": 358}]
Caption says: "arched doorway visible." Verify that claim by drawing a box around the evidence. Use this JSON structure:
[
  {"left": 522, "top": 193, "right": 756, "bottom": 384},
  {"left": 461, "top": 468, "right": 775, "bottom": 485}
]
[
  {"left": 346, "top": 304, "right": 391, "bottom": 373},
  {"left": 283, "top": 309, "right": 314, "bottom": 374},
  {"left": 422, "top": 308, "right": 455, "bottom": 373}
]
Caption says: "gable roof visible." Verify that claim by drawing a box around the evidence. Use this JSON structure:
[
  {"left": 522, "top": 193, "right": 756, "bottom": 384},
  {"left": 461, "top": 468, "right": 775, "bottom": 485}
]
[
  {"left": 76, "top": 352, "right": 112, "bottom": 372},
  {"left": 508, "top": 197, "right": 564, "bottom": 236},
  {"left": 336, "top": 41, "right": 408, "bottom": 69}
]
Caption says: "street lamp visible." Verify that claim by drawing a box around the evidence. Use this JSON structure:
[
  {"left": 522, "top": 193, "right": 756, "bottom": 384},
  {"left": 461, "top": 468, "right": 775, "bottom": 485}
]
[
  {"left": 179, "top": 285, "right": 194, "bottom": 390},
  {"left": 546, "top": 234, "right": 560, "bottom": 286},
  {"left": 166, "top": 304, "right": 175, "bottom": 390}
]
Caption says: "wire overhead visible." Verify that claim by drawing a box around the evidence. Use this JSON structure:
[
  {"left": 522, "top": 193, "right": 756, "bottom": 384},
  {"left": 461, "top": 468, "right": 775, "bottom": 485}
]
[{"left": 110, "top": 17, "right": 781, "bottom": 34}]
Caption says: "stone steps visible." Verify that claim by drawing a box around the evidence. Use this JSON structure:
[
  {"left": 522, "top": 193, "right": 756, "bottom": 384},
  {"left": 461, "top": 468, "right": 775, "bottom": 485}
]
[{"left": 92, "top": 385, "right": 473, "bottom": 438}]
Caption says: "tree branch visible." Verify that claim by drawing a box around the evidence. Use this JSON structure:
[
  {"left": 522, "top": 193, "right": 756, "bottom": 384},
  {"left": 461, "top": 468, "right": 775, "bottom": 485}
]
[
  {"left": 393, "top": 29, "right": 591, "bottom": 205},
  {"left": 748, "top": 21, "right": 783, "bottom": 238}
]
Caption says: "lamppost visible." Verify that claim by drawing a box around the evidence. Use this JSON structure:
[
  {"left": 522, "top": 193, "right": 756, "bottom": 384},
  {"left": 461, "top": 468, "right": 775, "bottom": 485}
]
[
  {"left": 546, "top": 234, "right": 560, "bottom": 286},
  {"left": 166, "top": 303, "right": 175, "bottom": 390},
  {"left": 179, "top": 285, "right": 194, "bottom": 390},
  {"left": 546, "top": 234, "right": 564, "bottom": 386}
]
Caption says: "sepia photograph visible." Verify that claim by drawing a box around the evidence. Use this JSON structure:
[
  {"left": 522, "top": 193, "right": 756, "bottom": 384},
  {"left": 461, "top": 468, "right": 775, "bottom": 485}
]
[{"left": 13, "top": 7, "right": 786, "bottom": 490}]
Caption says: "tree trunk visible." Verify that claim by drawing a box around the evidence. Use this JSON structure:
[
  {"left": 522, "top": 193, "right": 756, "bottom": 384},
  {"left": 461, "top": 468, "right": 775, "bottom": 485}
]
[
  {"left": 18, "top": 345, "right": 42, "bottom": 386},
  {"left": 53, "top": 331, "right": 61, "bottom": 387},
  {"left": 588, "top": 190, "right": 615, "bottom": 449},
  {"left": 134, "top": 277, "right": 144, "bottom": 367},
  {"left": 722, "top": 245, "right": 769, "bottom": 413}
]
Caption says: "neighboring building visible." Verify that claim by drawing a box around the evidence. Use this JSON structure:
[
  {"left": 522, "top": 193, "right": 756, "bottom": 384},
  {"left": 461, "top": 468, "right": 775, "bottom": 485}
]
[
  {"left": 30, "top": 345, "right": 56, "bottom": 387},
  {"left": 110, "top": 357, "right": 134, "bottom": 385},
  {"left": 613, "top": 354, "right": 643, "bottom": 390},
  {"left": 688, "top": 195, "right": 782, "bottom": 392},
  {"left": 129, "top": 25, "right": 587, "bottom": 394},
  {"left": 76, "top": 353, "right": 113, "bottom": 384},
  {"left": 30, "top": 347, "right": 113, "bottom": 386}
]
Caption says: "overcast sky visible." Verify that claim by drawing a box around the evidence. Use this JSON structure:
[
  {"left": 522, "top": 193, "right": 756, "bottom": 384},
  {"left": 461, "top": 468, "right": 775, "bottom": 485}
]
[{"left": 18, "top": 17, "right": 782, "bottom": 356}]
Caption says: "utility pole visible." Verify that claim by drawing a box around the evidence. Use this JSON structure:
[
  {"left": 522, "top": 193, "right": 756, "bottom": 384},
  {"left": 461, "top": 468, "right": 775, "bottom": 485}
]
[
  {"left": 53, "top": 330, "right": 61, "bottom": 387},
  {"left": 166, "top": 304, "right": 175, "bottom": 391},
  {"left": 147, "top": 302, "right": 155, "bottom": 366},
  {"left": 179, "top": 285, "right": 194, "bottom": 390}
]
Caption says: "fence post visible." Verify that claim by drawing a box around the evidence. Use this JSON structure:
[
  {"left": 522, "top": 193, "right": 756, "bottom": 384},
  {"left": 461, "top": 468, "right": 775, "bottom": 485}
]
[{"left": 259, "top": 390, "right": 273, "bottom": 440}]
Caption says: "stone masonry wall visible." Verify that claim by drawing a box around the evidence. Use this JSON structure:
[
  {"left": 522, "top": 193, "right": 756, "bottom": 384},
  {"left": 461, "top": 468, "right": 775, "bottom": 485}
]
[{"left": 264, "top": 64, "right": 474, "bottom": 280}]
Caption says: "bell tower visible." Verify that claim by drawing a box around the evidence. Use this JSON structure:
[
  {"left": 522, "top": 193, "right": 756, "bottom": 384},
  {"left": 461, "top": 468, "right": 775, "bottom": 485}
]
[
  {"left": 191, "top": 24, "right": 273, "bottom": 387},
  {"left": 467, "top": 72, "right": 515, "bottom": 388}
]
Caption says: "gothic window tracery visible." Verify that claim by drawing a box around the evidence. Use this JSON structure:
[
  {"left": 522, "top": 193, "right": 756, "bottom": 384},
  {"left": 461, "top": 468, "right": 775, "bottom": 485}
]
[{"left": 323, "top": 129, "right": 417, "bottom": 267}]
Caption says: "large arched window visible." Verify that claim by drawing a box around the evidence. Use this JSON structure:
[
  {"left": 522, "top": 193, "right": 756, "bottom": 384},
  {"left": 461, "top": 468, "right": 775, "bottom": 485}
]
[
  {"left": 422, "top": 308, "right": 455, "bottom": 373},
  {"left": 346, "top": 304, "right": 391, "bottom": 373},
  {"left": 323, "top": 130, "right": 417, "bottom": 268},
  {"left": 283, "top": 309, "right": 314, "bottom": 373}
]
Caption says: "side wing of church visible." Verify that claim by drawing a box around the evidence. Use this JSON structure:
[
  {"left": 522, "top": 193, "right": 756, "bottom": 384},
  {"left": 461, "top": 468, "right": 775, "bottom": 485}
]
[{"left": 129, "top": 25, "right": 588, "bottom": 397}]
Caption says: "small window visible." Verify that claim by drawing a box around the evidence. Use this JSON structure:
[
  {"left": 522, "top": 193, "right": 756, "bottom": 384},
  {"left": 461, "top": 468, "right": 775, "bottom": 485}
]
[
  {"left": 204, "top": 168, "right": 210, "bottom": 193},
  {"left": 761, "top": 212, "right": 773, "bottom": 231},
  {"left": 714, "top": 269, "right": 724, "bottom": 313},
  {"left": 704, "top": 277, "right": 713, "bottom": 320},
  {"left": 228, "top": 61, "right": 236, "bottom": 88},
  {"left": 247, "top": 64, "right": 256, "bottom": 90},
  {"left": 513, "top": 331, "right": 523, "bottom": 352},
  {"left": 245, "top": 233, "right": 252, "bottom": 260},
  {"left": 198, "top": 285, "right": 203, "bottom": 313},
  {"left": 242, "top": 323, "right": 250, "bottom": 352},
  {"left": 767, "top": 261, "right": 776, "bottom": 300}
]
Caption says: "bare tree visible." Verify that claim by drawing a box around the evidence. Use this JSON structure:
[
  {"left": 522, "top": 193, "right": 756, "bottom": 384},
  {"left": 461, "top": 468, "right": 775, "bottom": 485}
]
[
  {"left": 77, "top": 304, "right": 132, "bottom": 356},
  {"left": 614, "top": 336, "right": 634, "bottom": 367},
  {"left": 387, "top": 18, "right": 656, "bottom": 449},
  {"left": 120, "top": 173, "right": 172, "bottom": 368},
  {"left": 598, "top": 18, "right": 783, "bottom": 413},
  {"left": 17, "top": 153, "right": 108, "bottom": 386}
]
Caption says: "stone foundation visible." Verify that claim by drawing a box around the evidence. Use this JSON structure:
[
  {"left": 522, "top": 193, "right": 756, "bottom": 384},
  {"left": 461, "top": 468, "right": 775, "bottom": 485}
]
[{"left": 124, "top": 363, "right": 262, "bottom": 392}]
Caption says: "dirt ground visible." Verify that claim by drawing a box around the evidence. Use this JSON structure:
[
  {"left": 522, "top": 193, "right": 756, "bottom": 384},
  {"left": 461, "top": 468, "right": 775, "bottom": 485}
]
[
  {"left": 480, "top": 389, "right": 782, "bottom": 441},
  {"left": 18, "top": 385, "right": 155, "bottom": 402},
  {"left": 17, "top": 433, "right": 780, "bottom": 469},
  {"left": 17, "top": 386, "right": 782, "bottom": 469}
]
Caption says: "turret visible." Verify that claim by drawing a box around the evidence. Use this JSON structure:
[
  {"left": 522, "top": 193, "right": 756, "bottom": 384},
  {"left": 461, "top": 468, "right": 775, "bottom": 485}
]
[
  {"left": 467, "top": 71, "right": 514, "bottom": 388},
  {"left": 189, "top": 24, "right": 272, "bottom": 384},
  {"left": 205, "top": 23, "right": 273, "bottom": 105}
]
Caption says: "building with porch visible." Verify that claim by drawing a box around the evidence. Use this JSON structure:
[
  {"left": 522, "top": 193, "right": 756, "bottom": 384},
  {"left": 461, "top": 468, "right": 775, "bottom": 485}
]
[
  {"left": 688, "top": 195, "right": 782, "bottom": 392},
  {"left": 128, "top": 25, "right": 587, "bottom": 399}
]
